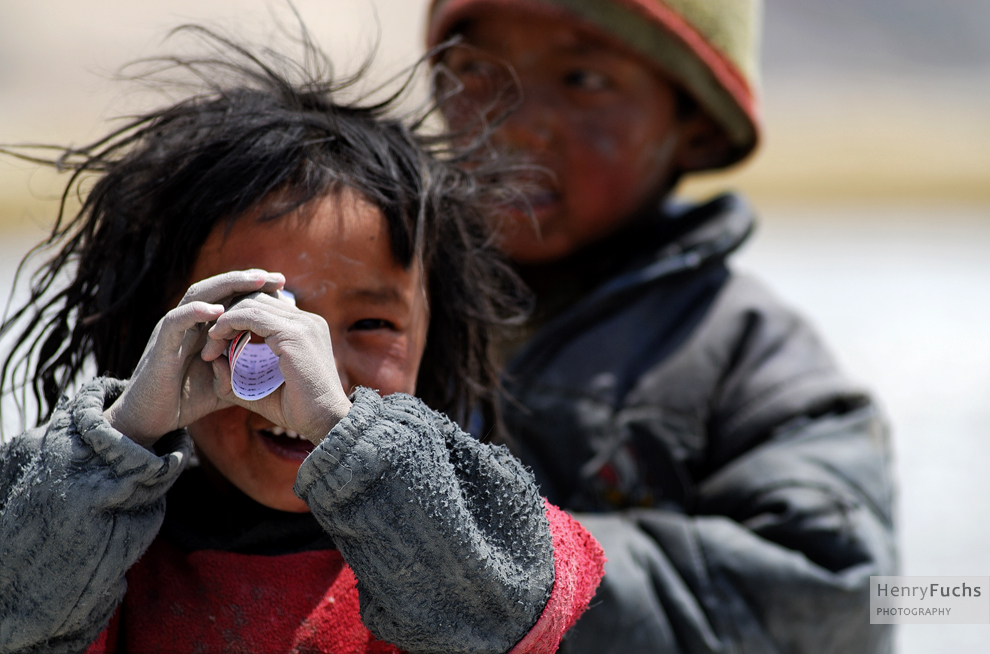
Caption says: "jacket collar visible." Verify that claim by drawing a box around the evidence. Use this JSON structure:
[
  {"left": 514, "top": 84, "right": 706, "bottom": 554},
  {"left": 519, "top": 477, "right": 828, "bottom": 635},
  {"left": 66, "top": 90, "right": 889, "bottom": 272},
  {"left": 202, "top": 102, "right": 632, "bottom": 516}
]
[
  {"left": 505, "top": 193, "right": 754, "bottom": 372},
  {"left": 598, "top": 193, "right": 752, "bottom": 298}
]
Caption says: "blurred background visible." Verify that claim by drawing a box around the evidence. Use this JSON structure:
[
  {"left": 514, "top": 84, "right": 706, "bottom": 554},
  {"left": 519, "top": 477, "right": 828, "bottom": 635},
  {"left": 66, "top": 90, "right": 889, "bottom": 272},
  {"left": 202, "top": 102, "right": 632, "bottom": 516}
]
[{"left": 1, "top": 2, "right": 988, "bottom": 650}]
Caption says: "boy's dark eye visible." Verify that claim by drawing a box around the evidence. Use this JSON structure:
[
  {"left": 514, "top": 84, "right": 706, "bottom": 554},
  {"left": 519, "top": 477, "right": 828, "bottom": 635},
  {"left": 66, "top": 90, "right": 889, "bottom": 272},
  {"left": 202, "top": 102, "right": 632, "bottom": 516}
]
[
  {"left": 447, "top": 52, "right": 498, "bottom": 80},
  {"left": 458, "top": 59, "right": 494, "bottom": 76},
  {"left": 350, "top": 318, "right": 395, "bottom": 331},
  {"left": 452, "top": 58, "right": 510, "bottom": 95},
  {"left": 563, "top": 69, "right": 610, "bottom": 92}
]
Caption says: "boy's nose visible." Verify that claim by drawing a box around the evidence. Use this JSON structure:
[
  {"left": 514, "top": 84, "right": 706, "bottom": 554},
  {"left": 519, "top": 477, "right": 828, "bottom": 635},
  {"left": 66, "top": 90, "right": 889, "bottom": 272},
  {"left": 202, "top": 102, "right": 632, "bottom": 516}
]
[{"left": 497, "top": 94, "right": 555, "bottom": 153}]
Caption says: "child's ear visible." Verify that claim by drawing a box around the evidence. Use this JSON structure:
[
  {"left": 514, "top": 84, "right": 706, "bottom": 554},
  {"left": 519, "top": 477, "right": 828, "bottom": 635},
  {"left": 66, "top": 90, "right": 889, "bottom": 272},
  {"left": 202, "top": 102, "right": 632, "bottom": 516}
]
[{"left": 675, "top": 112, "right": 734, "bottom": 173}]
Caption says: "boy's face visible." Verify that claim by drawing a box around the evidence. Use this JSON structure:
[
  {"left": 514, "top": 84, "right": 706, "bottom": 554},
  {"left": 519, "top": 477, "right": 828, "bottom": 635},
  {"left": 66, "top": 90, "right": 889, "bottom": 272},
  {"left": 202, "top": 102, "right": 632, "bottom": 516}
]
[
  {"left": 443, "top": 10, "right": 721, "bottom": 263},
  {"left": 186, "top": 188, "right": 429, "bottom": 512}
]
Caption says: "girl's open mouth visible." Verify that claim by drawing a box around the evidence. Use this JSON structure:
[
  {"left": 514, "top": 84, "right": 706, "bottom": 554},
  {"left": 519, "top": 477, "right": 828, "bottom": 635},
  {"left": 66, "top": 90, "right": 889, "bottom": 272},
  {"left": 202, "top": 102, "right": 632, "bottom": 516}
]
[{"left": 256, "top": 425, "right": 316, "bottom": 461}]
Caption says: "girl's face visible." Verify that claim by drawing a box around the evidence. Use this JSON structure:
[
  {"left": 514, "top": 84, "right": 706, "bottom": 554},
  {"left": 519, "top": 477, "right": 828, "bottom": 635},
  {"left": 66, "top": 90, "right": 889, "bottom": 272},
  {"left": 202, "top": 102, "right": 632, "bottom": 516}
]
[{"left": 186, "top": 188, "right": 429, "bottom": 512}]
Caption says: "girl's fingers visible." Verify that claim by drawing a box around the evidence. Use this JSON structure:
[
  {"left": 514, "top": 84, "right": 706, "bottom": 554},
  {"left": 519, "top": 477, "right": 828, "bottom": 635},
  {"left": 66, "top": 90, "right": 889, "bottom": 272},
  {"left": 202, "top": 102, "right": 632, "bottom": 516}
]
[
  {"left": 207, "top": 298, "right": 311, "bottom": 344},
  {"left": 179, "top": 269, "right": 285, "bottom": 307},
  {"left": 212, "top": 358, "right": 267, "bottom": 410},
  {"left": 199, "top": 334, "right": 231, "bottom": 362},
  {"left": 208, "top": 310, "right": 299, "bottom": 346},
  {"left": 211, "top": 356, "right": 234, "bottom": 397},
  {"left": 156, "top": 301, "right": 225, "bottom": 352},
  {"left": 211, "top": 356, "right": 281, "bottom": 419},
  {"left": 200, "top": 288, "right": 301, "bottom": 361}
]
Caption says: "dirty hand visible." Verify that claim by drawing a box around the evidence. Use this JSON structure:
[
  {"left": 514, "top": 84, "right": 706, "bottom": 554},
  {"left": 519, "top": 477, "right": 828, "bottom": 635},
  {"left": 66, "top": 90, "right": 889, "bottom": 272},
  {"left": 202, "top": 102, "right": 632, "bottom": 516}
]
[
  {"left": 103, "top": 270, "right": 285, "bottom": 447},
  {"left": 203, "top": 289, "right": 352, "bottom": 444}
]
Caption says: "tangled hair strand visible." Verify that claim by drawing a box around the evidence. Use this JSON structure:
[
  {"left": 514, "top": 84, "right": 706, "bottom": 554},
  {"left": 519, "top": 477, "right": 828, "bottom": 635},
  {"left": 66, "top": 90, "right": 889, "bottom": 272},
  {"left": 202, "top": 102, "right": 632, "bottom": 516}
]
[{"left": 0, "top": 20, "right": 529, "bottom": 442}]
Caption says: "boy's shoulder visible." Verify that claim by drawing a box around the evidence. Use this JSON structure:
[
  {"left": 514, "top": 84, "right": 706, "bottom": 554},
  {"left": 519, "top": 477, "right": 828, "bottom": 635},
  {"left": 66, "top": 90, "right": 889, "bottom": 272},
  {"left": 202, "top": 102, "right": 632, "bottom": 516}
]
[
  {"left": 505, "top": 193, "right": 750, "bottom": 411},
  {"left": 506, "top": 192, "right": 867, "bottom": 448}
]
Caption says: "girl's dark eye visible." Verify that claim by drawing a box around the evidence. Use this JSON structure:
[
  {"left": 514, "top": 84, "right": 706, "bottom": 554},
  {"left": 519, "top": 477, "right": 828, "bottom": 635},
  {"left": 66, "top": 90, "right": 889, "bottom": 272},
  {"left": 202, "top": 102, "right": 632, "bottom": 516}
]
[
  {"left": 563, "top": 69, "right": 610, "bottom": 92},
  {"left": 350, "top": 319, "right": 395, "bottom": 331}
]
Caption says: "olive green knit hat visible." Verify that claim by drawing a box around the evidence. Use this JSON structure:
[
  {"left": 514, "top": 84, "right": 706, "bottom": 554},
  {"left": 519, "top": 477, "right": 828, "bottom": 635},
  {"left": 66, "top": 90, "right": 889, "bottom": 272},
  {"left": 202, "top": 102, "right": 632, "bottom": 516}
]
[{"left": 427, "top": 0, "right": 763, "bottom": 166}]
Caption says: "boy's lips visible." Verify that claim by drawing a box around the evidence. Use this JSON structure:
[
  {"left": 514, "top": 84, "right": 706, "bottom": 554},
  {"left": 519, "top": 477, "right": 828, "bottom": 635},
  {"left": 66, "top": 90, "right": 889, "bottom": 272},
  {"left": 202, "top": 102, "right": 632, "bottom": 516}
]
[
  {"left": 510, "top": 189, "right": 561, "bottom": 218},
  {"left": 527, "top": 189, "right": 560, "bottom": 210},
  {"left": 255, "top": 425, "right": 315, "bottom": 462}
]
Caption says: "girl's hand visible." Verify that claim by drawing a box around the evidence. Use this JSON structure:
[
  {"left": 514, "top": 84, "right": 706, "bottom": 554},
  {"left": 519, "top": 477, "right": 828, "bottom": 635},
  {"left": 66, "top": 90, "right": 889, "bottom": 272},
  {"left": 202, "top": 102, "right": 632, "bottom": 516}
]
[
  {"left": 103, "top": 270, "right": 285, "bottom": 447},
  {"left": 203, "top": 291, "right": 352, "bottom": 444}
]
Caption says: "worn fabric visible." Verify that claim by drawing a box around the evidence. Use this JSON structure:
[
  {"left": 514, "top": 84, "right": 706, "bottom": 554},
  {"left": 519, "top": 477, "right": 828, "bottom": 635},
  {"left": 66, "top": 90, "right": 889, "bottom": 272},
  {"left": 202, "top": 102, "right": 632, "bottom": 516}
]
[
  {"left": 0, "top": 379, "right": 190, "bottom": 654},
  {"left": 508, "top": 501, "right": 605, "bottom": 654},
  {"left": 296, "top": 388, "right": 556, "bottom": 652},
  {"left": 427, "top": 0, "right": 762, "bottom": 164},
  {"left": 500, "top": 193, "right": 897, "bottom": 653},
  {"left": 0, "top": 380, "right": 604, "bottom": 654},
  {"left": 81, "top": 496, "right": 600, "bottom": 654}
]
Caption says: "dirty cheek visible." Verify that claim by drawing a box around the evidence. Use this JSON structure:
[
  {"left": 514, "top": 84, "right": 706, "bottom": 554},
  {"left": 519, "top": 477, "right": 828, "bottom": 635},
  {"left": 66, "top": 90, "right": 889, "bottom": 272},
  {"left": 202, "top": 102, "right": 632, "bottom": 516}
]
[
  {"left": 380, "top": 335, "right": 411, "bottom": 363},
  {"left": 579, "top": 108, "right": 640, "bottom": 164},
  {"left": 636, "top": 129, "right": 680, "bottom": 187},
  {"left": 587, "top": 128, "right": 621, "bottom": 161},
  {"left": 362, "top": 341, "right": 418, "bottom": 395},
  {"left": 516, "top": 48, "right": 542, "bottom": 69},
  {"left": 575, "top": 120, "right": 633, "bottom": 189}
]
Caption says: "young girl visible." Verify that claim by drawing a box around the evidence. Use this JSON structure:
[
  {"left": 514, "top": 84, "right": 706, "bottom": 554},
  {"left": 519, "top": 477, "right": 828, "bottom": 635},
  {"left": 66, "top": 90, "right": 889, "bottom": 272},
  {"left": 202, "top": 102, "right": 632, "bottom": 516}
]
[{"left": 0, "top": 26, "right": 603, "bottom": 654}]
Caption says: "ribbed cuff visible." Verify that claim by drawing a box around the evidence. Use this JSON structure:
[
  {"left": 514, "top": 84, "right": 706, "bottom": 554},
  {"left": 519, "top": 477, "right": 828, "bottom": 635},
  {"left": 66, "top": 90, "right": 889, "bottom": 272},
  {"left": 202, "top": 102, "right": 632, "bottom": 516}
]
[{"left": 293, "top": 386, "right": 389, "bottom": 504}]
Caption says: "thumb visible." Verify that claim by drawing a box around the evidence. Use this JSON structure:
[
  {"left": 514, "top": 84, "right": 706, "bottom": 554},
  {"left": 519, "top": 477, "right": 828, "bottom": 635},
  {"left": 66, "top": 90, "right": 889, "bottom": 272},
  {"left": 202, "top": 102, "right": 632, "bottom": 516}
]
[
  {"left": 211, "top": 357, "right": 284, "bottom": 425},
  {"left": 212, "top": 357, "right": 235, "bottom": 402}
]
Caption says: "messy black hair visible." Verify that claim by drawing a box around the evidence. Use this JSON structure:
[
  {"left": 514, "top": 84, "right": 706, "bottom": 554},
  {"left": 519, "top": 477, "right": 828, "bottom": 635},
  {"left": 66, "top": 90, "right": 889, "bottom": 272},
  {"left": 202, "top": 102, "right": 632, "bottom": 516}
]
[{"left": 0, "top": 22, "right": 529, "bottom": 440}]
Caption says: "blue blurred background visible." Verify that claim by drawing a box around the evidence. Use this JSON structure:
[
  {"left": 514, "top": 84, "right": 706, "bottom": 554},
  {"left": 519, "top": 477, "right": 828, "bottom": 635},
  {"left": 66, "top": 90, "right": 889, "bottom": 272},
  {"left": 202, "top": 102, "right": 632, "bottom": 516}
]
[{"left": 2, "top": 2, "right": 989, "bottom": 650}]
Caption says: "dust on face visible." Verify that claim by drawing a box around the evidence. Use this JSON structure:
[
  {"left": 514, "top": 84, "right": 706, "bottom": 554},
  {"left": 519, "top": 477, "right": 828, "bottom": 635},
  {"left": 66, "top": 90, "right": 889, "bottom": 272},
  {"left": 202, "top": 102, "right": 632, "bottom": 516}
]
[
  {"left": 187, "top": 188, "right": 429, "bottom": 511},
  {"left": 443, "top": 10, "right": 693, "bottom": 262}
]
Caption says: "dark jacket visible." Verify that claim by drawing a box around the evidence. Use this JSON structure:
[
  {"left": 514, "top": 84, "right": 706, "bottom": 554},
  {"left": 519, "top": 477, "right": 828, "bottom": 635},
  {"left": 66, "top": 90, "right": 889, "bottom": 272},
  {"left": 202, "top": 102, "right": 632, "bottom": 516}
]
[{"left": 503, "top": 194, "right": 897, "bottom": 653}]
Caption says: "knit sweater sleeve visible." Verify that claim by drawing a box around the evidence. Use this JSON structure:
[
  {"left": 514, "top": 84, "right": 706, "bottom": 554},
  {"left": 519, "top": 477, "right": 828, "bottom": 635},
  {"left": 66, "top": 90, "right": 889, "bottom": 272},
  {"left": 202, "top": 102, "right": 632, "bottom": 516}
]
[
  {"left": 0, "top": 378, "right": 191, "bottom": 654},
  {"left": 294, "top": 387, "right": 603, "bottom": 654}
]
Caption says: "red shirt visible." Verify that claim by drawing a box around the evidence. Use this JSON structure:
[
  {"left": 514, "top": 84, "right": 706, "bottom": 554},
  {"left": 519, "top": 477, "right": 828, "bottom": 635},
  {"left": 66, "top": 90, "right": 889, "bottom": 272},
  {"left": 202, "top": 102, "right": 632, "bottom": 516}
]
[{"left": 86, "top": 499, "right": 604, "bottom": 654}]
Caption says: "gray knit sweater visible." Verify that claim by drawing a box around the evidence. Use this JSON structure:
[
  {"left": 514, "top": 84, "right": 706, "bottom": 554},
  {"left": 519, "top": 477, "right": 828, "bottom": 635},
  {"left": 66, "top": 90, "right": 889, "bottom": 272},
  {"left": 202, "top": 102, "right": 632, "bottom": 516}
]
[{"left": 0, "top": 378, "right": 554, "bottom": 654}]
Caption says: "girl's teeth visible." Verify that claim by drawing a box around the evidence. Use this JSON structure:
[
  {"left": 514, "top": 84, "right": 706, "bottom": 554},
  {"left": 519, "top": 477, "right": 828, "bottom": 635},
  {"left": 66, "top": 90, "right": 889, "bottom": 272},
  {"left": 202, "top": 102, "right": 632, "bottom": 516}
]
[{"left": 263, "top": 426, "right": 301, "bottom": 439}]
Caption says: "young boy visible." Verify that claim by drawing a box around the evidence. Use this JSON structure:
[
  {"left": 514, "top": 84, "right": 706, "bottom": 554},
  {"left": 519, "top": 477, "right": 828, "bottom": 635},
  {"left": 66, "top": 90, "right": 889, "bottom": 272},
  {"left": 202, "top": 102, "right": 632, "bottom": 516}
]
[{"left": 427, "top": 1, "right": 897, "bottom": 652}]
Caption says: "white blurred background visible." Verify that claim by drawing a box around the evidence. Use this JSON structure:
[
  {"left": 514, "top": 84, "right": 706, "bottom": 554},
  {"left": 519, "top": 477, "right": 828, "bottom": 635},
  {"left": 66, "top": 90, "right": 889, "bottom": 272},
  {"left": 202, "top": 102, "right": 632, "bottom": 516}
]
[{"left": 2, "top": 2, "right": 989, "bottom": 651}]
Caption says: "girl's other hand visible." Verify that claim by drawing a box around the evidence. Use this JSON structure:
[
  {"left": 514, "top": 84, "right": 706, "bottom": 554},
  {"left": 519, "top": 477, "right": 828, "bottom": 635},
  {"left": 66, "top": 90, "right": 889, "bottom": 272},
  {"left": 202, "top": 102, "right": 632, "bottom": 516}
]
[
  {"left": 205, "top": 292, "right": 352, "bottom": 445},
  {"left": 103, "top": 270, "right": 285, "bottom": 447}
]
